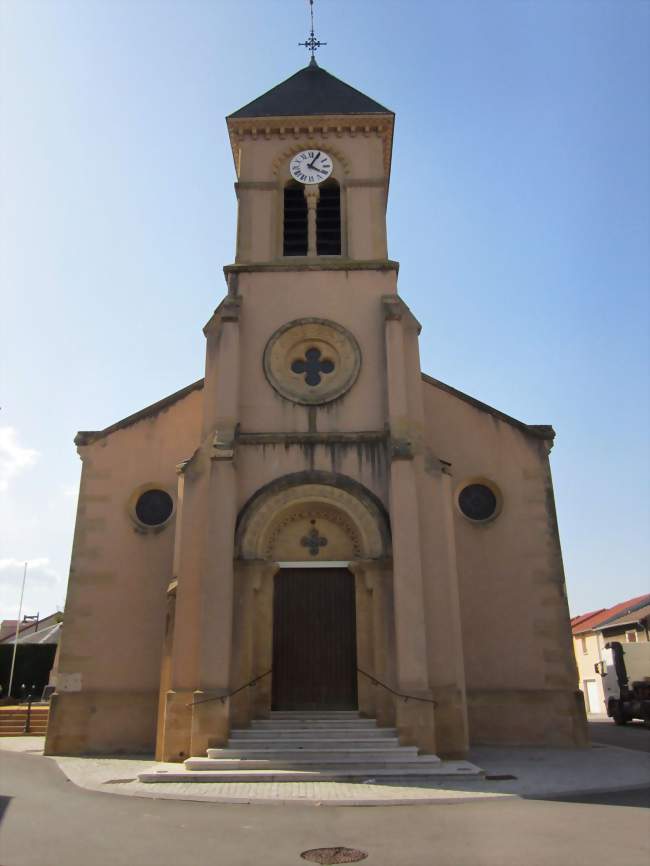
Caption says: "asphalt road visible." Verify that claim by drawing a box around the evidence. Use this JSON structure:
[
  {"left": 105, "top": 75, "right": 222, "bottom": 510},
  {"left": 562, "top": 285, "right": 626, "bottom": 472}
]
[
  {"left": 589, "top": 718, "right": 650, "bottom": 752},
  {"left": 0, "top": 750, "right": 648, "bottom": 866}
]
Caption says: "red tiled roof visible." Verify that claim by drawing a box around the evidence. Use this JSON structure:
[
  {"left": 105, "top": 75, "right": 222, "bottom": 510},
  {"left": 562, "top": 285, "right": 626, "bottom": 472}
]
[
  {"left": 572, "top": 594, "right": 650, "bottom": 635},
  {"left": 597, "top": 603, "right": 650, "bottom": 632},
  {"left": 570, "top": 610, "right": 604, "bottom": 629}
]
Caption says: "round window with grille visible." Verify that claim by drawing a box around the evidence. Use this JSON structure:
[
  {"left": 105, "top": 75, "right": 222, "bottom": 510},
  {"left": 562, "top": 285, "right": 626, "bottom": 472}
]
[
  {"left": 457, "top": 482, "right": 500, "bottom": 523},
  {"left": 131, "top": 488, "right": 174, "bottom": 529}
]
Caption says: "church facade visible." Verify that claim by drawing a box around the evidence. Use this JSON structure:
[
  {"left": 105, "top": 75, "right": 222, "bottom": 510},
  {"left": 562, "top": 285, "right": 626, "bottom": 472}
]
[{"left": 45, "top": 61, "right": 587, "bottom": 761}]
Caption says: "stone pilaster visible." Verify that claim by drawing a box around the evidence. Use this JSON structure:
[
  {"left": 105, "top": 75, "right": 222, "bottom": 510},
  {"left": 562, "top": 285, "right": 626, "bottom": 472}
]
[
  {"left": 382, "top": 297, "right": 436, "bottom": 752},
  {"left": 160, "top": 296, "right": 242, "bottom": 760}
]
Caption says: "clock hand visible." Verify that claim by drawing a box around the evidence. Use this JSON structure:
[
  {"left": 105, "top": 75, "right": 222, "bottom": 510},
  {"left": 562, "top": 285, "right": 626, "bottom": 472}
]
[{"left": 307, "top": 151, "right": 321, "bottom": 169}]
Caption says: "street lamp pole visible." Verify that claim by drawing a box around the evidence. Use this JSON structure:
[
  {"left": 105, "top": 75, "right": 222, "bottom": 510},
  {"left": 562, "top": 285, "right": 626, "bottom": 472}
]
[{"left": 7, "top": 562, "right": 28, "bottom": 700}]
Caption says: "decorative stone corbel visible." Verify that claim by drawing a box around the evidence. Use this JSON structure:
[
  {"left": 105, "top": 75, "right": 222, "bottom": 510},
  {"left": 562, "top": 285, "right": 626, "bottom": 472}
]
[
  {"left": 382, "top": 295, "right": 402, "bottom": 322},
  {"left": 390, "top": 437, "right": 414, "bottom": 461},
  {"left": 211, "top": 428, "right": 236, "bottom": 461}
]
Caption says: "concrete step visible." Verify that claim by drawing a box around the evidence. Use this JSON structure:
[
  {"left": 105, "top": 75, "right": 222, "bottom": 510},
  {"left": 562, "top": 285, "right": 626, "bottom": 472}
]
[
  {"left": 140, "top": 762, "right": 482, "bottom": 783},
  {"left": 228, "top": 738, "right": 401, "bottom": 749},
  {"left": 231, "top": 727, "right": 396, "bottom": 739},
  {"left": 264, "top": 711, "right": 364, "bottom": 717},
  {"left": 0, "top": 710, "right": 49, "bottom": 721},
  {"left": 186, "top": 754, "right": 442, "bottom": 770},
  {"left": 0, "top": 705, "right": 49, "bottom": 711},
  {"left": 206, "top": 746, "right": 416, "bottom": 761},
  {"left": 251, "top": 719, "right": 379, "bottom": 729}
]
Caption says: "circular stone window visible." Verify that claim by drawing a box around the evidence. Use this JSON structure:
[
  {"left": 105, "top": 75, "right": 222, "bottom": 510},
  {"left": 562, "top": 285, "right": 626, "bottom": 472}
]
[
  {"left": 457, "top": 481, "right": 500, "bottom": 523},
  {"left": 264, "top": 318, "right": 361, "bottom": 405},
  {"left": 133, "top": 488, "right": 174, "bottom": 528}
]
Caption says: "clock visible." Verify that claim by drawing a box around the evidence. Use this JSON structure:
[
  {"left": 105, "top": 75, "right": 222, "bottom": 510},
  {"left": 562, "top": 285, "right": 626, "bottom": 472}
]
[{"left": 289, "top": 149, "right": 333, "bottom": 185}]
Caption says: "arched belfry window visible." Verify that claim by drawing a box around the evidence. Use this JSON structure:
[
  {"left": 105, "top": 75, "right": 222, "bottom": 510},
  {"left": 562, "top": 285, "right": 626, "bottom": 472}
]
[
  {"left": 283, "top": 181, "right": 308, "bottom": 256},
  {"left": 282, "top": 179, "right": 342, "bottom": 257},
  {"left": 316, "top": 179, "right": 341, "bottom": 256}
]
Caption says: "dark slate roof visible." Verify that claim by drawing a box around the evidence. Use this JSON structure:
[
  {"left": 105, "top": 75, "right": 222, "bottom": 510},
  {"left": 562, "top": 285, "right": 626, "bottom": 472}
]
[{"left": 228, "top": 58, "right": 392, "bottom": 119}]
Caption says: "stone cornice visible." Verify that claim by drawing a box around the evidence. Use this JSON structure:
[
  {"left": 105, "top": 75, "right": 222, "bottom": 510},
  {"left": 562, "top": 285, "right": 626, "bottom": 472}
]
[
  {"left": 223, "top": 259, "right": 399, "bottom": 278},
  {"left": 202, "top": 296, "right": 241, "bottom": 336},
  {"left": 237, "top": 430, "right": 388, "bottom": 447},
  {"left": 226, "top": 113, "right": 394, "bottom": 187},
  {"left": 382, "top": 295, "right": 422, "bottom": 333}
]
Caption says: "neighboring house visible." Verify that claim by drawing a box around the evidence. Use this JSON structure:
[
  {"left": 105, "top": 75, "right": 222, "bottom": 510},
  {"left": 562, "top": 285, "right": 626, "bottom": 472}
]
[
  {"left": 0, "top": 612, "right": 62, "bottom": 700},
  {"left": 571, "top": 594, "right": 650, "bottom": 715}
]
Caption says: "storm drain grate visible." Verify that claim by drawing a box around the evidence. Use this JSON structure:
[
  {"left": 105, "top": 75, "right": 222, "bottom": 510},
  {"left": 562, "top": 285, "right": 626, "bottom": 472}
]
[
  {"left": 484, "top": 774, "right": 517, "bottom": 781},
  {"left": 301, "top": 847, "right": 368, "bottom": 864}
]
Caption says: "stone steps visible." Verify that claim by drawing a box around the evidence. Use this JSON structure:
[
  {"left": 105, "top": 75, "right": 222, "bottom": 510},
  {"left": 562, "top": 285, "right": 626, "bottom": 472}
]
[
  {"left": 187, "top": 754, "right": 439, "bottom": 770},
  {"left": 0, "top": 706, "right": 49, "bottom": 736},
  {"left": 250, "top": 719, "right": 379, "bottom": 729},
  {"left": 231, "top": 727, "right": 397, "bottom": 739},
  {"left": 138, "top": 711, "right": 483, "bottom": 784},
  {"left": 269, "top": 711, "right": 361, "bottom": 719},
  {"left": 228, "top": 737, "right": 401, "bottom": 748}
]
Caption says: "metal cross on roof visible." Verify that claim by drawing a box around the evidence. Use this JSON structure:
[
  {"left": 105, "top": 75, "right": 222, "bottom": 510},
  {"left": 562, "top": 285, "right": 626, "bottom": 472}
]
[{"left": 299, "top": 0, "right": 327, "bottom": 57}]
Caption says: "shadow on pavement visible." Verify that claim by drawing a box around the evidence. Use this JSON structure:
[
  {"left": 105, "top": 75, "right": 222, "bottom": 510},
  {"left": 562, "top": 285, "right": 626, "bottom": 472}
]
[
  {"left": 528, "top": 787, "right": 650, "bottom": 809},
  {"left": 0, "top": 794, "right": 12, "bottom": 826}
]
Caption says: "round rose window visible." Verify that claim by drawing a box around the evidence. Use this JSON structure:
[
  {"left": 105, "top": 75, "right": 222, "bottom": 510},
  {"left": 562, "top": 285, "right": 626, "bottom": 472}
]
[
  {"left": 264, "top": 318, "right": 361, "bottom": 405},
  {"left": 458, "top": 483, "right": 498, "bottom": 522}
]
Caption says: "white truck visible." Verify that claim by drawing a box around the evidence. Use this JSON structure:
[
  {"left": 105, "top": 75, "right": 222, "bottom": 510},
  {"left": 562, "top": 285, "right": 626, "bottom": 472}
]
[{"left": 597, "top": 641, "right": 650, "bottom": 725}]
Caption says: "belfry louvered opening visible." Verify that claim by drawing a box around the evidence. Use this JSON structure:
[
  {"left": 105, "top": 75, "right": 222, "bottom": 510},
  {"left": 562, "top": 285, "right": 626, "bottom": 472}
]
[
  {"left": 283, "top": 181, "right": 308, "bottom": 256},
  {"left": 316, "top": 179, "right": 341, "bottom": 255}
]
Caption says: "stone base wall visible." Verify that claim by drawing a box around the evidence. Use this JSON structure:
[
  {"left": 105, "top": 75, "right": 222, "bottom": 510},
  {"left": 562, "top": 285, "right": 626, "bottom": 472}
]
[
  {"left": 44, "top": 690, "right": 158, "bottom": 756},
  {"left": 467, "top": 688, "right": 589, "bottom": 747}
]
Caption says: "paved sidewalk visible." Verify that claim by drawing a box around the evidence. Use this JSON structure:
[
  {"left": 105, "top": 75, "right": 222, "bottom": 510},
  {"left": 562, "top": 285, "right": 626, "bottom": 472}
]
[{"left": 1, "top": 736, "right": 648, "bottom": 806}]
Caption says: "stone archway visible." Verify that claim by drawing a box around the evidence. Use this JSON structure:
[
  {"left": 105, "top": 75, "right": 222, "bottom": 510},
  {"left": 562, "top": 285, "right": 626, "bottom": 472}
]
[
  {"left": 236, "top": 471, "right": 390, "bottom": 561},
  {"left": 230, "top": 473, "right": 394, "bottom": 725}
]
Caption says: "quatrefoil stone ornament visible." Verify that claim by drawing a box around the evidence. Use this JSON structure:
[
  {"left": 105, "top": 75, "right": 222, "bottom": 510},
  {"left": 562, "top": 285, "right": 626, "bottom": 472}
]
[
  {"left": 263, "top": 318, "right": 361, "bottom": 405},
  {"left": 291, "top": 347, "right": 335, "bottom": 386},
  {"left": 300, "top": 526, "right": 328, "bottom": 556}
]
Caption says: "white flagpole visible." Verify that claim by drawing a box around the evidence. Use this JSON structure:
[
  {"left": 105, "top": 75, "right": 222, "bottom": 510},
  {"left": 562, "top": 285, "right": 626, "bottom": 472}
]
[{"left": 7, "top": 561, "right": 28, "bottom": 701}]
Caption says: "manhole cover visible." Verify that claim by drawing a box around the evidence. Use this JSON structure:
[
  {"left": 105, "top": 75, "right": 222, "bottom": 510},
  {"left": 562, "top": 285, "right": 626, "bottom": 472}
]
[{"left": 301, "top": 847, "right": 368, "bottom": 864}]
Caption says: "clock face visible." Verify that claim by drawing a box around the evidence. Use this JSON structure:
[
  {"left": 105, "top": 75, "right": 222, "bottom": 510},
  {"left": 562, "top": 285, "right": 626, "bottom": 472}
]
[{"left": 289, "top": 150, "right": 333, "bottom": 185}]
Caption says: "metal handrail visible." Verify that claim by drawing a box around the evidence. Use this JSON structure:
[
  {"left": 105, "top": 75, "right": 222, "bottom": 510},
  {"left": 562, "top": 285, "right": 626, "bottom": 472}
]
[
  {"left": 357, "top": 667, "right": 437, "bottom": 707},
  {"left": 186, "top": 670, "right": 272, "bottom": 708},
  {"left": 24, "top": 696, "right": 33, "bottom": 733}
]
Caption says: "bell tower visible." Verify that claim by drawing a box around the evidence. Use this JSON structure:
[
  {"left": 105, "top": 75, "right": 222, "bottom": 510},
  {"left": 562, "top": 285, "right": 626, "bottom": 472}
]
[{"left": 226, "top": 57, "right": 394, "bottom": 265}]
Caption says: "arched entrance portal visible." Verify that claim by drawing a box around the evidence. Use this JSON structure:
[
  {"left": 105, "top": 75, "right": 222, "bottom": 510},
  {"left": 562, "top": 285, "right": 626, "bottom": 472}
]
[{"left": 232, "top": 472, "right": 393, "bottom": 724}]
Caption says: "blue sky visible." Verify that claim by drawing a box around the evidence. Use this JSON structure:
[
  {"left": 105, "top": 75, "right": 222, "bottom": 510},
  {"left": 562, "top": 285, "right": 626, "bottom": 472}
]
[{"left": 1, "top": 0, "right": 648, "bottom": 622}]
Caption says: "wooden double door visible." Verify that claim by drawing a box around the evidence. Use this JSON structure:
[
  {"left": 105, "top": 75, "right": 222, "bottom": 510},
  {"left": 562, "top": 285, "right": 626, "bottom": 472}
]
[{"left": 272, "top": 568, "right": 358, "bottom": 711}]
